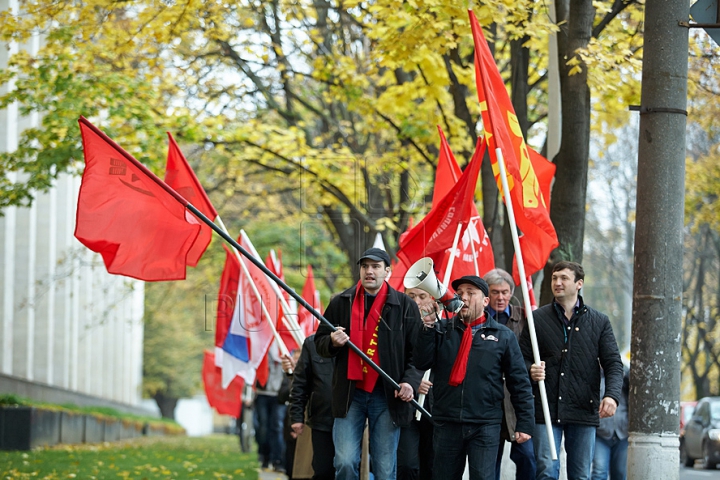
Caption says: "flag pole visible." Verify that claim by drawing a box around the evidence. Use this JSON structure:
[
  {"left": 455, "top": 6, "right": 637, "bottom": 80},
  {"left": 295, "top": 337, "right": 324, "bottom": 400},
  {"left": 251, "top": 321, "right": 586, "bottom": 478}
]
[
  {"left": 76, "top": 117, "right": 430, "bottom": 421},
  {"left": 442, "top": 223, "right": 464, "bottom": 287},
  {"left": 468, "top": 218, "right": 480, "bottom": 276},
  {"left": 215, "top": 217, "right": 292, "bottom": 361},
  {"left": 496, "top": 147, "right": 557, "bottom": 460}
]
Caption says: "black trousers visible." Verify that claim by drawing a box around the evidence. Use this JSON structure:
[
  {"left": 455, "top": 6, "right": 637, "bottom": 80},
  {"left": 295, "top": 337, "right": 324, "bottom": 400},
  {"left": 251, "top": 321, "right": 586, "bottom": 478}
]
[
  {"left": 311, "top": 428, "right": 335, "bottom": 480},
  {"left": 398, "top": 421, "right": 420, "bottom": 480}
]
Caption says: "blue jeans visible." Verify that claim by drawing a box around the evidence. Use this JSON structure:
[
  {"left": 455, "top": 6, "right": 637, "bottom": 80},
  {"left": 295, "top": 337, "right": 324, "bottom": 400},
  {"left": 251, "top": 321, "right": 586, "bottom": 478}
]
[
  {"left": 254, "top": 394, "right": 286, "bottom": 467},
  {"left": 533, "top": 423, "right": 596, "bottom": 480},
  {"left": 495, "top": 438, "right": 537, "bottom": 480},
  {"left": 333, "top": 387, "right": 400, "bottom": 480},
  {"left": 433, "top": 422, "right": 501, "bottom": 480},
  {"left": 591, "top": 434, "right": 628, "bottom": 480}
]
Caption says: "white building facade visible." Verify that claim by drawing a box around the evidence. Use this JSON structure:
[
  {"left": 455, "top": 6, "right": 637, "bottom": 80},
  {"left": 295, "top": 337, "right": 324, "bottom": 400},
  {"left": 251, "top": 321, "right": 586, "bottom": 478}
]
[{"left": 0, "top": 0, "right": 146, "bottom": 410}]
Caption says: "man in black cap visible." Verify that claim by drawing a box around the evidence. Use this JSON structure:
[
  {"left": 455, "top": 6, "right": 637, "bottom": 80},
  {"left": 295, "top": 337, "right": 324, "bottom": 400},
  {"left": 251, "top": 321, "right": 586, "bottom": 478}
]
[
  {"left": 415, "top": 275, "right": 534, "bottom": 480},
  {"left": 315, "top": 248, "right": 422, "bottom": 480}
]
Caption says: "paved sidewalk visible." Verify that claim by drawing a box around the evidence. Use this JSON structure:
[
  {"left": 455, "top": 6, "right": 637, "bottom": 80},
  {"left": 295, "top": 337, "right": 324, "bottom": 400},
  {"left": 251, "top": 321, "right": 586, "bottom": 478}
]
[{"left": 258, "top": 467, "right": 288, "bottom": 480}]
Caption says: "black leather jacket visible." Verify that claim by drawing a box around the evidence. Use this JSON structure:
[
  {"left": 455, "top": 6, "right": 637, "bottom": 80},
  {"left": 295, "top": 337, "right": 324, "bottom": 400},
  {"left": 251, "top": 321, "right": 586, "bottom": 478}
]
[
  {"left": 288, "top": 335, "right": 335, "bottom": 432},
  {"left": 315, "top": 284, "right": 422, "bottom": 427}
]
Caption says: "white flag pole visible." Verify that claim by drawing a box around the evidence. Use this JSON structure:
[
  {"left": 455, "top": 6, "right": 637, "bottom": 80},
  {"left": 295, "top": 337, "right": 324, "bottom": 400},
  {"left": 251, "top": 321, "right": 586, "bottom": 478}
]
[
  {"left": 496, "top": 147, "right": 557, "bottom": 460},
  {"left": 442, "top": 223, "right": 464, "bottom": 287},
  {"left": 468, "top": 217, "right": 480, "bottom": 276},
  {"left": 216, "top": 218, "right": 291, "bottom": 360}
]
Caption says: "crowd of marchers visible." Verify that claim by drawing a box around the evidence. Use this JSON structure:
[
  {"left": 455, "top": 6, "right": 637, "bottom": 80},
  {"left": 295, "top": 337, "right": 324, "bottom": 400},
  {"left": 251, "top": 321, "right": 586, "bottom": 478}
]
[{"left": 257, "top": 248, "right": 629, "bottom": 480}]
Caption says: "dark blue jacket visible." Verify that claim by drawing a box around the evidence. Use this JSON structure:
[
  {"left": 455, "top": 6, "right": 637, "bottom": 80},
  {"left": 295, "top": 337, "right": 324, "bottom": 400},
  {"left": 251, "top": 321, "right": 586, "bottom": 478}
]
[{"left": 415, "top": 313, "right": 535, "bottom": 435}]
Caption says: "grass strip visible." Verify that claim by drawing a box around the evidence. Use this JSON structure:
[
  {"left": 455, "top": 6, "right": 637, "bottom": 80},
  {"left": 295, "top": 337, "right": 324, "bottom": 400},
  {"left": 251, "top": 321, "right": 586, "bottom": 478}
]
[{"left": 0, "top": 434, "right": 260, "bottom": 479}]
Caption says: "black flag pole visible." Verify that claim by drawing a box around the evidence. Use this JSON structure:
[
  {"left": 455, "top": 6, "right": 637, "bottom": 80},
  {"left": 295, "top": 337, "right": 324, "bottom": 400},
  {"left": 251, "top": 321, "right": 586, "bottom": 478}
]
[
  {"left": 77, "top": 116, "right": 431, "bottom": 420},
  {"left": 185, "top": 203, "right": 432, "bottom": 421}
]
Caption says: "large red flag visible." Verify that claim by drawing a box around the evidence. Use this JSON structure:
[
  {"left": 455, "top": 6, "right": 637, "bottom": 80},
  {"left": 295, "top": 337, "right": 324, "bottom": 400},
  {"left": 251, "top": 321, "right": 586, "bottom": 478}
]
[
  {"left": 165, "top": 133, "right": 218, "bottom": 266},
  {"left": 397, "top": 138, "right": 485, "bottom": 266},
  {"left": 470, "top": 11, "right": 559, "bottom": 283},
  {"left": 298, "top": 265, "right": 322, "bottom": 337},
  {"left": 75, "top": 118, "right": 200, "bottom": 281},
  {"left": 431, "top": 128, "right": 495, "bottom": 281},
  {"left": 202, "top": 350, "right": 243, "bottom": 417}
]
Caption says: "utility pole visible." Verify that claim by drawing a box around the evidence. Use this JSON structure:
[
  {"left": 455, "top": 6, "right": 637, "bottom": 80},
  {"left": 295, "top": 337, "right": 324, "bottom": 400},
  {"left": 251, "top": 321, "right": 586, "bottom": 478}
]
[{"left": 627, "top": 0, "right": 688, "bottom": 478}]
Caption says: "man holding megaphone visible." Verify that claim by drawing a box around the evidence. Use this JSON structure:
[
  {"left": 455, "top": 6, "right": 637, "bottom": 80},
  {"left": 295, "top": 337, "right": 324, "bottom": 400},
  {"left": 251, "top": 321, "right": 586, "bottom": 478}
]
[{"left": 415, "top": 275, "right": 535, "bottom": 480}]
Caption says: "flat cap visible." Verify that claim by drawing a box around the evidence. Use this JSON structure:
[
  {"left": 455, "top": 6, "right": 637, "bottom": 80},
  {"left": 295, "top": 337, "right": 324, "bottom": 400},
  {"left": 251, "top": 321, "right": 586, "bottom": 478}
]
[
  {"left": 357, "top": 248, "right": 391, "bottom": 267},
  {"left": 451, "top": 275, "right": 489, "bottom": 296}
]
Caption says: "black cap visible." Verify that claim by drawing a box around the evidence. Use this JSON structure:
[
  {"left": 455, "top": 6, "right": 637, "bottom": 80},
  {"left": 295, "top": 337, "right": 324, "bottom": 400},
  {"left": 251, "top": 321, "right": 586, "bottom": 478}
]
[
  {"left": 451, "top": 275, "right": 489, "bottom": 296},
  {"left": 357, "top": 248, "right": 391, "bottom": 267}
]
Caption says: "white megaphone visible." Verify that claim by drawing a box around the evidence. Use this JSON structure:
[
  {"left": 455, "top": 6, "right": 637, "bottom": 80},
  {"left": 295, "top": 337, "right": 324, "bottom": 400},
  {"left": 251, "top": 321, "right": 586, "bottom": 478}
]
[{"left": 404, "top": 257, "right": 464, "bottom": 313}]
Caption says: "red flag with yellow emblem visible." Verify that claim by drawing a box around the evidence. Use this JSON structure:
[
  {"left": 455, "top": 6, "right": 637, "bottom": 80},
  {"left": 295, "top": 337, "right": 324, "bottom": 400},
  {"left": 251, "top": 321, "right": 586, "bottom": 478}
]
[{"left": 470, "top": 11, "right": 558, "bottom": 283}]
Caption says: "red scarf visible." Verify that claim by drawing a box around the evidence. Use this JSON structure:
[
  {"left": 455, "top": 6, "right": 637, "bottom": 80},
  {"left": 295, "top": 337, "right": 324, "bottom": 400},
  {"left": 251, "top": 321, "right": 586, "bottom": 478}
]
[
  {"left": 449, "top": 314, "right": 486, "bottom": 386},
  {"left": 348, "top": 281, "right": 388, "bottom": 392}
]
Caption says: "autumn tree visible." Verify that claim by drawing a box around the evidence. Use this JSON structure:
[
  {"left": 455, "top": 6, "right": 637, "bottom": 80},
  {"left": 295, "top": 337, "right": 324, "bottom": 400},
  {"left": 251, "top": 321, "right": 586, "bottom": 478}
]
[
  {"left": 681, "top": 32, "right": 720, "bottom": 399},
  {"left": 539, "top": 0, "right": 643, "bottom": 304},
  {"left": 0, "top": 0, "right": 649, "bottom": 298}
]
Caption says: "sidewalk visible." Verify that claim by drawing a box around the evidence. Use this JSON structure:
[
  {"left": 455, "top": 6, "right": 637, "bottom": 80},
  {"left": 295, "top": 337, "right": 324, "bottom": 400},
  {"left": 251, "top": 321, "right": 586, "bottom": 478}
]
[{"left": 258, "top": 467, "right": 288, "bottom": 480}]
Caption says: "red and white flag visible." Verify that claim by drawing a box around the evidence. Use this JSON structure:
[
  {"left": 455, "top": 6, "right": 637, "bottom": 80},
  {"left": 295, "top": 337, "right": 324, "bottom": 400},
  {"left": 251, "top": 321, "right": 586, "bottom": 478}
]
[{"left": 265, "top": 250, "right": 300, "bottom": 352}]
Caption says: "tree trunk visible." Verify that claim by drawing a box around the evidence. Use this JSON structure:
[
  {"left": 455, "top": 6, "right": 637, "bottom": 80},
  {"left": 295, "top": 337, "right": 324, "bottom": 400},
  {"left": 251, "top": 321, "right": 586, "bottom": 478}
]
[
  {"left": 540, "top": 0, "right": 594, "bottom": 305},
  {"left": 154, "top": 392, "right": 179, "bottom": 420}
]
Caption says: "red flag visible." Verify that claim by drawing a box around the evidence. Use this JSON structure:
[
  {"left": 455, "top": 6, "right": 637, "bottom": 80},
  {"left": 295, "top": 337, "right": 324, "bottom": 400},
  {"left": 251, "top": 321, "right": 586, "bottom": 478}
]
[
  {"left": 529, "top": 147, "right": 556, "bottom": 208},
  {"left": 298, "top": 265, "right": 322, "bottom": 336},
  {"left": 202, "top": 350, "right": 243, "bottom": 417},
  {"left": 237, "top": 231, "right": 280, "bottom": 386},
  {"left": 265, "top": 250, "right": 299, "bottom": 352},
  {"left": 431, "top": 127, "right": 463, "bottom": 205},
  {"left": 436, "top": 217, "right": 495, "bottom": 280},
  {"left": 215, "top": 235, "right": 276, "bottom": 388},
  {"left": 397, "top": 138, "right": 485, "bottom": 265},
  {"left": 216, "top": 246, "right": 241, "bottom": 353},
  {"left": 389, "top": 258, "right": 409, "bottom": 291},
  {"left": 165, "top": 133, "right": 218, "bottom": 266},
  {"left": 470, "top": 11, "right": 559, "bottom": 283},
  {"left": 431, "top": 128, "right": 495, "bottom": 281},
  {"left": 75, "top": 118, "right": 200, "bottom": 281}
]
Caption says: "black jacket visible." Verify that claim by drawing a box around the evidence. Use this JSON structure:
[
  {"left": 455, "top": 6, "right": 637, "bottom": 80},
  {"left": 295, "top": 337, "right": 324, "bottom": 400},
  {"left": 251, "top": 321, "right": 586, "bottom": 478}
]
[
  {"left": 415, "top": 313, "right": 535, "bottom": 435},
  {"left": 519, "top": 296, "right": 623, "bottom": 426},
  {"left": 288, "top": 335, "right": 334, "bottom": 432},
  {"left": 315, "top": 284, "right": 423, "bottom": 427}
]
